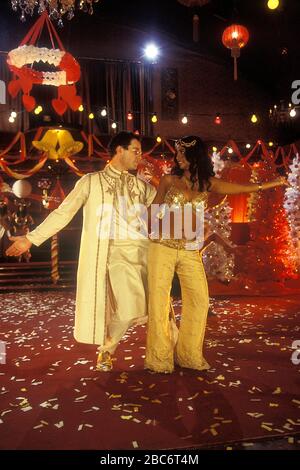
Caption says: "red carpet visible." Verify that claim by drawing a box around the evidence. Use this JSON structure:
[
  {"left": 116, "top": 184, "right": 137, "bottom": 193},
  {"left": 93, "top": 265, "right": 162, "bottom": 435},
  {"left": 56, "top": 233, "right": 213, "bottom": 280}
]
[{"left": 0, "top": 292, "right": 299, "bottom": 450}]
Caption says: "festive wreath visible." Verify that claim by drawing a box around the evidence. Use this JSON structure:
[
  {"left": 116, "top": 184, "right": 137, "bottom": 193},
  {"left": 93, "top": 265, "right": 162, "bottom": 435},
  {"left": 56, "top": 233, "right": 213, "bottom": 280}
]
[{"left": 7, "top": 12, "right": 82, "bottom": 115}]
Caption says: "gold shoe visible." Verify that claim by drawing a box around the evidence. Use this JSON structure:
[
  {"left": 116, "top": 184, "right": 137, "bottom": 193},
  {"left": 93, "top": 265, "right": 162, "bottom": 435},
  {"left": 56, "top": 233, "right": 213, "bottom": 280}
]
[{"left": 96, "top": 351, "right": 113, "bottom": 372}]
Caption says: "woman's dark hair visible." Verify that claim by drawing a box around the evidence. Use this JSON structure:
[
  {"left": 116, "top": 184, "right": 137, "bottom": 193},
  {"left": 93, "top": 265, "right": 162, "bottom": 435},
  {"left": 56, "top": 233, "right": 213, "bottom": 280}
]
[
  {"left": 108, "top": 131, "right": 140, "bottom": 157},
  {"left": 171, "top": 135, "right": 215, "bottom": 191}
]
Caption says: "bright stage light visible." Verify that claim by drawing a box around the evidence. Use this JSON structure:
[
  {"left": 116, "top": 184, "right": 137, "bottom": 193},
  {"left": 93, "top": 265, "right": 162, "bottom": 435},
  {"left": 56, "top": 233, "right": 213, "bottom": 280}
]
[{"left": 144, "top": 43, "right": 159, "bottom": 61}]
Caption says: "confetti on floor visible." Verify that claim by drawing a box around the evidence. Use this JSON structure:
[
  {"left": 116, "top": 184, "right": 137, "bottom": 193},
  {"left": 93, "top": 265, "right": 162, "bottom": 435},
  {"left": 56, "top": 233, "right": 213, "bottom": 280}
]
[{"left": 0, "top": 291, "right": 299, "bottom": 450}]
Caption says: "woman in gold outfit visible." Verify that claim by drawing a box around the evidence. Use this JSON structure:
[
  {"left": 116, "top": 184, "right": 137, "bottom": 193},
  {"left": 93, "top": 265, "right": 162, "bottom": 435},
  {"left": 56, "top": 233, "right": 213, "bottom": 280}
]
[{"left": 145, "top": 135, "right": 288, "bottom": 373}]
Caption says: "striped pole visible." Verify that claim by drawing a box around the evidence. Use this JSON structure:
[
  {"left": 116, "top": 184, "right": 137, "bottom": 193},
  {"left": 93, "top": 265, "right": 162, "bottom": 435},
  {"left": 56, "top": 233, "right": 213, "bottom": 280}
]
[{"left": 51, "top": 233, "right": 60, "bottom": 284}]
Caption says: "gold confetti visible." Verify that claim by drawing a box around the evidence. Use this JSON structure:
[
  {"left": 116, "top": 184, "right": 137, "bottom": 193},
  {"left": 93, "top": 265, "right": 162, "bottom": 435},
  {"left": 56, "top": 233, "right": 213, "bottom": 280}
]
[
  {"left": 261, "top": 424, "right": 273, "bottom": 431},
  {"left": 187, "top": 393, "right": 199, "bottom": 400},
  {"left": 21, "top": 406, "right": 32, "bottom": 412},
  {"left": 287, "top": 419, "right": 297, "bottom": 425},
  {"left": 174, "top": 415, "right": 182, "bottom": 421},
  {"left": 247, "top": 413, "right": 264, "bottom": 418},
  {"left": 54, "top": 421, "right": 64, "bottom": 428}
]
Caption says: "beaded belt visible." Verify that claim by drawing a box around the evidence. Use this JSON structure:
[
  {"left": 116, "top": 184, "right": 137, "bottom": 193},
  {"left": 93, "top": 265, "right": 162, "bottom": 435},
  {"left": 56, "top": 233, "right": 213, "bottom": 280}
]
[{"left": 151, "top": 238, "right": 201, "bottom": 251}]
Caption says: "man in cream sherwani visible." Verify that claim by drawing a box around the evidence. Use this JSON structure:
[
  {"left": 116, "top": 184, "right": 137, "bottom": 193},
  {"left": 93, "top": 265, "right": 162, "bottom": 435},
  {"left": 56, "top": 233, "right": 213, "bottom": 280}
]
[{"left": 6, "top": 131, "right": 156, "bottom": 371}]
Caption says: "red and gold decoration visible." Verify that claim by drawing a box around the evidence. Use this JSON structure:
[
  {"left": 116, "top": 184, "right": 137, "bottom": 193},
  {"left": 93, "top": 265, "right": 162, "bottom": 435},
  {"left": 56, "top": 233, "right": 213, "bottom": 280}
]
[
  {"left": 241, "top": 162, "right": 297, "bottom": 281},
  {"left": 284, "top": 154, "right": 300, "bottom": 268},
  {"left": 222, "top": 24, "right": 249, "bottom": 80},
  {"left": 32, "top": 129, "right": 84, "bottom": 160},
  {"left": 7, "top": 11, "right": 82, "bottom": 115}
]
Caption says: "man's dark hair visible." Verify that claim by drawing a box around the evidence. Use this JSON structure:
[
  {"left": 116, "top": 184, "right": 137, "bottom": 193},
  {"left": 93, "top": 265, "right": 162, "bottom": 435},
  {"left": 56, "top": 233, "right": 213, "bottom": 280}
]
[{"left": 108, "top": 131, "right": 140, "bottom": 157}]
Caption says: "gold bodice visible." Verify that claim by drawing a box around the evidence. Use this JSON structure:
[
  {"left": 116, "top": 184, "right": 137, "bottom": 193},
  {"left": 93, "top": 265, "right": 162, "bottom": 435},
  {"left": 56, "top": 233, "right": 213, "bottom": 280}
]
[
  {"left": 150, "top": 185, "right": 208, "bottom": 250},
  {"left": 164, "top": 185, "right": 208, "bottom": 210}
]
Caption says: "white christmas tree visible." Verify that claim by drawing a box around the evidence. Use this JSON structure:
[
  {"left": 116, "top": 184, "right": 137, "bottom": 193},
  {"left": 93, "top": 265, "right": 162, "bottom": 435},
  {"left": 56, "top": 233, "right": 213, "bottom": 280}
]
[
  {"left": 211, "top": 151, "right": 225, "bottom": 178},
  {"left": 284, "top": 153, "right": 300, "bottom": 268},
  {"left": 202, "top": 152, "right": 235, "bottom": 282},
  {"left": 203, "top": 200, "right": 235, "bottom": 281}
]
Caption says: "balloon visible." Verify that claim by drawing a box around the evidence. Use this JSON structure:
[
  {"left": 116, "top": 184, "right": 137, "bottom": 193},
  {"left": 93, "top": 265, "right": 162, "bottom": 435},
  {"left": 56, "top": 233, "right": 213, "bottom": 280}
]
[{"left": 12, "top": 180, "right": 32, "bottom": 198}]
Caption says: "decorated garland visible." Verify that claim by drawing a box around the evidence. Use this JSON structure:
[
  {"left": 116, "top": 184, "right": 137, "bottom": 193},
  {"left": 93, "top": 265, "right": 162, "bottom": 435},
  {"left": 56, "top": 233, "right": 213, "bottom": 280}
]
[{"left": 7, "top": 11, "right": 82, "bottom": 115}]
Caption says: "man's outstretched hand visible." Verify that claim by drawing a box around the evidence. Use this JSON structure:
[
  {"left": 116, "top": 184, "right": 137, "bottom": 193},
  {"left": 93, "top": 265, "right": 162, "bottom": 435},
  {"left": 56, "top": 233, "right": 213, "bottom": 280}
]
[{"left": 6, "top": 236, "right": 32, "bottom": 257}]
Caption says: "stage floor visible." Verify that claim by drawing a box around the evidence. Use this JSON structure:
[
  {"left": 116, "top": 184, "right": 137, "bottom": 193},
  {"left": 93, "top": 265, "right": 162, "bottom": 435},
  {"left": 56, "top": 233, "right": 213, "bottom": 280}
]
[{"left": 0, "top": 291, "right": 299, "bottom": 450}]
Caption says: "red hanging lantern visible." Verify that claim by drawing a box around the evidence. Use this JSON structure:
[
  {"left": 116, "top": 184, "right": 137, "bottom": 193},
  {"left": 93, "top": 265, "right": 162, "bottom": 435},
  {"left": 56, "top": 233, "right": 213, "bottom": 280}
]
[
  {"left": 222, "top": 24, "right": 249, "bottom": 81},
  {"left": 177, "top": 1, "right": 211, "bottom": 43}
]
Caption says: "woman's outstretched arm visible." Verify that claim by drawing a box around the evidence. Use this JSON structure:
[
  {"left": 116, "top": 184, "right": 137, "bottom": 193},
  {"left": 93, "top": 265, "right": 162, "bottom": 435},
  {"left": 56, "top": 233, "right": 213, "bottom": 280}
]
[{"left": 209, "top": 176, "right": 288, "bottom": 195}]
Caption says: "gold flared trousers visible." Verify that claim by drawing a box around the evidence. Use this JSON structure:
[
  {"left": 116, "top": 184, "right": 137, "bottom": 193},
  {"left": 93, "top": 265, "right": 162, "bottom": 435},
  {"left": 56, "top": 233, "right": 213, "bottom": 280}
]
[{"left": 145, "top": 241, "right": 210, "bottom": 373}]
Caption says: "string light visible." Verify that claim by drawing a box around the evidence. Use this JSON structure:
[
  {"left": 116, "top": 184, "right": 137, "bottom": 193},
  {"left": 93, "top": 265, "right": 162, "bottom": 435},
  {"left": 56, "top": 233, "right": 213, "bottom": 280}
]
[
  {"left": 151, "top": 113, "right": 158, "bottom": 123},
  {"left": 269, "top": 141, "right": 274, "bottom": 147},
  {"left": 214, "top": 113, "right": 222, "bottom": 125},
  {"left": 11, "top": 111, "right": 17, "bottom": 118},
  {"left": 61, "top": 105, "right": 281, "bottom": 128},
  {"left": 111, "top": 122, "right": 117, "bottom": 129},
  {"left": 156, "top": 135, "right": 162, "bottom": 143},
  {"left": 289, "top": 108, "right": 297, "bottom": 118},
  {"left": 8, "top": 116, "right": 15, "bottom": 123},
  {"left": 181, "top": 115, "right": 188, "bottom": 124},
  {"left": 267, "top": 0, "right": 279, "bottom": 10},
  {"left": 246, "top": 143, "right": 251, "bottom": 149},
  {"left": 88, "top": 113, "right": 94, "bottom": 119},
  {"left": 33, "top": 105, "right": 43, "bottom": 115},
  {"left": 212, "top": 146, "right": 218, "bottom": 152},
  {"left": 228, "top": 147, "right": 233, "bottom": 154}
]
